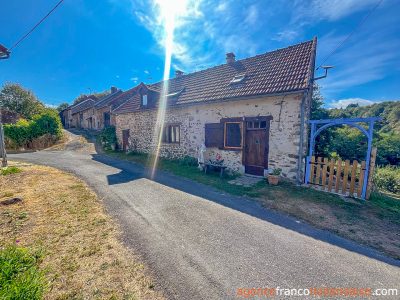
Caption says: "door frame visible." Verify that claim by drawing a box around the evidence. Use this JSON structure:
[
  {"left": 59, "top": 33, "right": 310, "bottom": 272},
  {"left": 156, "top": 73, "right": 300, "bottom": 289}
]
[
  {"left": 122, "top": 129, "right": 130, "bottom": 152},
  {"left": 242, "top": 116, "right": 272, "bottom": 175}
]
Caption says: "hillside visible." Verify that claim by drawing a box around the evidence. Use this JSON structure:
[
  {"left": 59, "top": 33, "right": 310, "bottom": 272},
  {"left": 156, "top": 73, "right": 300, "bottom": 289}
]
[{"left": 312, "top": 89, "right": 400, "bottom": 166}]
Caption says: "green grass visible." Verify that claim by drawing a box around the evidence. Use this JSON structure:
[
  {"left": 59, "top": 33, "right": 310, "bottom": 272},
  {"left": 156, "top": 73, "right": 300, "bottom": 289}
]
[
  {"left": 0, "top": 244, "right": 47, "bottom": 299},
  {"left": 1, "top": 166, "right": 21, "bottom": 176}
]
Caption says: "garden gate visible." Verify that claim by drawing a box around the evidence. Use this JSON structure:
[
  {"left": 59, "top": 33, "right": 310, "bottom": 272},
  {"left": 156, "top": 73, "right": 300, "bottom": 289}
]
[{"left": 305, "top": 117, "right": 381, "bottom": 199}]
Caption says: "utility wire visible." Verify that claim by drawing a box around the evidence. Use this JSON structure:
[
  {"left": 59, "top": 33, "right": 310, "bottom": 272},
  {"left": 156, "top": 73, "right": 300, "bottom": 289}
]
[
  {"left": 9, "top": 0, "right": 64, "bottom": 51},
  {"left": 316, "top": 0, "right": 383, "bottom": 70}
]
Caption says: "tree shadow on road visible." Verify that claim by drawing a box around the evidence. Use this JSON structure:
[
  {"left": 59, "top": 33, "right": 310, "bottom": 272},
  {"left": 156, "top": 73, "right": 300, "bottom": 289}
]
[{"left": 90, "top": 153, "right": 400, "bottom": 268}]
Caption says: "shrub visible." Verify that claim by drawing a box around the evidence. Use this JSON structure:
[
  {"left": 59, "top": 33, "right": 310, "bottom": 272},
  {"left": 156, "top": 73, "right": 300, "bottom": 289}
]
[
  {"left": 1, "top": 166, "right": 21, "bottom": 176},
  {"left": 100, "top": 126, "right": 117, "bottom": 147},
  {"left": 0, "top": 244, "right": 47, "bottom": 299},
  {"left": 3, "top": 110, "right": 63, "bottom": 147},
  {"left": 178, "top": 155, "right": 198, "bottom": 166},
  {"left": 374, "top": 165, "right": 400, "bottom": 194}
]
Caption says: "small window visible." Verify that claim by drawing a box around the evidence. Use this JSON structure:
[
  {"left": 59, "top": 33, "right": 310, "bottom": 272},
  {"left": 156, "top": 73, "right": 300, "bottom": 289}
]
[
  {"left": 162, "top": 124, "right": 180, "bottom": 144},
  {"left": 142, "top": 94, "right": 148, "bottom": 106},
  {"left": 224, "top": 122, "right": 243, "bottom": 149},
  {"left": 246, "top": 121, "right": 267, "bottom": 129},
  {"left": 229, "top": 74, "right": 246, "bottom": 86}
]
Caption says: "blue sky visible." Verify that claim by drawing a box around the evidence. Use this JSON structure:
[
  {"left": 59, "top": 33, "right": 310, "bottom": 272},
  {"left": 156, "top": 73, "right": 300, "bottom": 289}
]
[{"left": 0, "top": 0, "right": 399, "bottom": 108}]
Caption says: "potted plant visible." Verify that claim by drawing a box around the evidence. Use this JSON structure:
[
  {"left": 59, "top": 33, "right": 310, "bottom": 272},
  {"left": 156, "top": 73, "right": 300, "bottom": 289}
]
[{"left": 267, "top": 168, "right": 282, "bottom": 186}]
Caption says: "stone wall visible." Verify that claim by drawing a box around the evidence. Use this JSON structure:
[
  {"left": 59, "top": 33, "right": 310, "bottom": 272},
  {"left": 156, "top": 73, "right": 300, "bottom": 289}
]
[
  {"left": 94, "top": 107, "right": 109, "bottom": 130},
  {"left": 114, "top": 93, "right": 309, "bottom": 179}
]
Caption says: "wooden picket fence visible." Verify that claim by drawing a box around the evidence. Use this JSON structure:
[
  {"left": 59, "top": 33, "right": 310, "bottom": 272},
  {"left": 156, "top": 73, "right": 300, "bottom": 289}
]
[{"left": 307, "top": 148, "right": 376, "bottom": 199}]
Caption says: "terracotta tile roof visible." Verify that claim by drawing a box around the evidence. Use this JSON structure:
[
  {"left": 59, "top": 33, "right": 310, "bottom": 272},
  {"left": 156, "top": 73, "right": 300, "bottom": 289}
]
[
  {"left": 94, "top": 90, "right": 123, "bottom": 109},
  {"left": 71, "top": 99, "right": 96, "bottom": 115},
  {"left": 114, "top": 38, "right": 317, "bottom": 114}
]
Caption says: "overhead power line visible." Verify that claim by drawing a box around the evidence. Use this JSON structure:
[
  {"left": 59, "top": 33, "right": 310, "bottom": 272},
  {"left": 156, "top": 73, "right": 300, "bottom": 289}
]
[
  {"left": 9, "top": 0, "right": 64, "bottom": 51},
  {"left": 316, "top": 0, "right": 383, "bottom": 70}
]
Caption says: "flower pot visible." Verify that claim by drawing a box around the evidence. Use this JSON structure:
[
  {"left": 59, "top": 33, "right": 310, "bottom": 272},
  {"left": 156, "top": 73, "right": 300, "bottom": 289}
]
[{"left": 267, "top": 174, "right": 280, "bottom": 185}]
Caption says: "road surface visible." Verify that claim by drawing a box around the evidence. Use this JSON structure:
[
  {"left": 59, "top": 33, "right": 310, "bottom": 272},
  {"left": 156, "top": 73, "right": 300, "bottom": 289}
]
[{"left": 8, "top": 131, "right": 400, "bottom": 299}]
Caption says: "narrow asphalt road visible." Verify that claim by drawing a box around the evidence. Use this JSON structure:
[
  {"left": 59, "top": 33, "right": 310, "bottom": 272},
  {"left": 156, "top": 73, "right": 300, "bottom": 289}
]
[{"left": 8, "top": 132, "right": 400, "bottom": 299}]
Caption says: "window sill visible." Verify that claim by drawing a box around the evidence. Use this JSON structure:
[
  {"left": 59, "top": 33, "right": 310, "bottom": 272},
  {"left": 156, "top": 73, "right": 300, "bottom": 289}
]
[{"left": 161, "top": 142, "right": 180, "bottom": 146}]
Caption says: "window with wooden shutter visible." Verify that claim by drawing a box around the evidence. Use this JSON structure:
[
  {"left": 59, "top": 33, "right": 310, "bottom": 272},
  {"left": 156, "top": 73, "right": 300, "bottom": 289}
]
[
  {"left": 205, "top": 123, "right": 223, "bottom": 148},
  {"left": 162, "top": 123, "right": 181, "bottom": 144}
]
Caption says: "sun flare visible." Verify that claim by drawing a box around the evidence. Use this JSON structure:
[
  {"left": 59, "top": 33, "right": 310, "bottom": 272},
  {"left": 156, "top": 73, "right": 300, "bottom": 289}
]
[{"left": 151, "top": 0, "right": 189, "bottom": 179}]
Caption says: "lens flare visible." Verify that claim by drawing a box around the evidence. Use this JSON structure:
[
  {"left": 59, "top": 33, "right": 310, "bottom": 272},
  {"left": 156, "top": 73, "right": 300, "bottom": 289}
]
[{"left": 150, "top": 0, "right": 188, "bottom": 179}]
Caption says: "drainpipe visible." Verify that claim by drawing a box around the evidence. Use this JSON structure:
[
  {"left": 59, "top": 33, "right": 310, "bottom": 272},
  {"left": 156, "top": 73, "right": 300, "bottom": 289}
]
[{"left": 297, "top": 91, "right": 308, "bottom": 183}]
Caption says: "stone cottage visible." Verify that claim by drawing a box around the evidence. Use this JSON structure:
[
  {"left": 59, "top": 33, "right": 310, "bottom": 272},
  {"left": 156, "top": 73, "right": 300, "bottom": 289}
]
[
  {"left": 112, "top": 38, "right": 317, "bottom": 180},
  {"left": 61, "top": 87, "right": 123, "bottom": 130},
  {"left": 70, "top": 95, "right": 98, "bottom": 129},
  {"left": 93, "top": 87, "right": 124, "bottom": 129}
]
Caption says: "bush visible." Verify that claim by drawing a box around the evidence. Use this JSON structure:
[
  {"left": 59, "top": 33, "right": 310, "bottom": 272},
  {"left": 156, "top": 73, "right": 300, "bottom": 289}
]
[
  {"left": 0, "top": 244, "right": 47, "bottom": 299},
  {"left": 100, "top": 126, "right": 117, "bottom": 147},
  {"left": 374, "top": 165, "right": 400, "bottom": 194},
  {"left": 1, "top": 166, "right": 21, "bottom": 176},
  {"left": 3, "top": 110, "right": 63, "bottom": 147},
  {"left": 178, "top": 155, "right": 198, "bottom": 166}
]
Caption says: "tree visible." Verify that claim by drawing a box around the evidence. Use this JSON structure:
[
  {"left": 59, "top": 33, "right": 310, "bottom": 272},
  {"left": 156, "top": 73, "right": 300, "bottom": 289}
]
[
  {"left": 310, "top": 84, "right": 331, "bottom": 157},
  {"left": 57, "top": 102, "right": 70, "bottom": 112},
  {"left": 0, "top": 82, "right": 45, "bottom": 119},
  {"left": 72, "top": 90, "right": 110, "bottom": 104}
]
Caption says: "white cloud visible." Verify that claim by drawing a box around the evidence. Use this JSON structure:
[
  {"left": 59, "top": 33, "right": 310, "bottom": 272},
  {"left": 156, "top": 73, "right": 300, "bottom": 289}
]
[
  {"left": 329, "top": 98, "right": 376, "bottom": 109},
  {"left": 144, "top": 70, "right": 149, "bottom": 74},
  {"left": 272, "top": 30, "right": 299, "bottom": 42},
  {"left": 292, "top": 0, "right": 378, "bottom": 23},
  {"left": 130, "top": 77, "right": 139, "bottom": 81},
  {"left": 244, "top": 5, "right": 259, "bottom": 27}
]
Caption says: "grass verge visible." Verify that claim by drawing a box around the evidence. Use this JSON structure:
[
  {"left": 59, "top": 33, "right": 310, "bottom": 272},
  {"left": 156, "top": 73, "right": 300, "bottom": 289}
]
[
  {"left": 101, "top": 148, "right": 400, "bottom": 261},
  {"left": 0, "top": 162, "right": 164, "bottom": 299},
  {"left": 0, "top": 244, "right": 47, "bottom": 299},
  {"left": 1, "top": 166, "right": 21, "bottom": 176}
]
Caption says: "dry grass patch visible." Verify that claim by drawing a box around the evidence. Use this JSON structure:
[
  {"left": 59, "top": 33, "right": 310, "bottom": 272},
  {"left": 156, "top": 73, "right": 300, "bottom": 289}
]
[
  {"left": 258, "top": 180, "right": 400, "bottom": 260},
  {"left": 0, "top": 162, "right": 164, "bottom": 300}
]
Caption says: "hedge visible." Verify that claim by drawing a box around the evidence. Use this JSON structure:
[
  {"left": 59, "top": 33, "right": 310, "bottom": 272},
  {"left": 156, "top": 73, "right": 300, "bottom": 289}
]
[
  {"left": 3, "top": 110, "right": 63, "bottom": 146},
  {"left": 374, "top": 165, "right": 400, "bottom": 194}
]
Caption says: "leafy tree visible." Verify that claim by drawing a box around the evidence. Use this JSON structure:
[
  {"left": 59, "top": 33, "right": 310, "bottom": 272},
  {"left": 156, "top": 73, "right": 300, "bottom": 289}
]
[
  {"left": 0, "top": 82, "right": 45, "bottom": 119},
  {"left": 72, "top": 90, "right": 110, "bottom": 104},
  {"left": 57, "top": 102, "right": 70, "bottom": 112},
  {"left": 310, "top": 84, "right": 331, "bottom": 157}
]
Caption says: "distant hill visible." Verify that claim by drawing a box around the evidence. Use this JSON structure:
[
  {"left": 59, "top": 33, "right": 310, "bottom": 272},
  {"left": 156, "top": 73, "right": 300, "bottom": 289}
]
[{"left": 328, "top": 101, "right": 400, "bottom": 134}]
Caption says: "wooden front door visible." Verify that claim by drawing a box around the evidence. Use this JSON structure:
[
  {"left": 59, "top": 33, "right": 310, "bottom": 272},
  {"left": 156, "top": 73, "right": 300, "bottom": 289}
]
[
  {"left": 244, "top": 120, "right": 270, "bottom": 176},
  {"left": 122, "top": 130, "right": 130, "bottom": 152}
]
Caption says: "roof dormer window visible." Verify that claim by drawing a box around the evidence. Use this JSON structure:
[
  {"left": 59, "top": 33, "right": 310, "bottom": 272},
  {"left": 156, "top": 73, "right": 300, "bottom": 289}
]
[
  {"left": 141, "top": 94, "right": 148, "bottom": 106},
  {"left": 229, "top": 74, "right": 247, "bottom": 86}
]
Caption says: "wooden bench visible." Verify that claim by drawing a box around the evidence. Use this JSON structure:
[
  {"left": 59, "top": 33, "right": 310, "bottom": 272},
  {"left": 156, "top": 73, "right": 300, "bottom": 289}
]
[{"left": 199, "top": 162, "right": 227, "bottom": 178}]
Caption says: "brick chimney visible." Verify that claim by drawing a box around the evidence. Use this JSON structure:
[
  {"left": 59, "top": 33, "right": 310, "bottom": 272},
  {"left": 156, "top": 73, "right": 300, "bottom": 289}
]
[
  {"left": 110, "top": 86, "right": 117, "bottom": 93},
  {"left": 226, "top": 52, "right": 236, "bottom": 63},
  {"left": 175, "top": 70, "right": 184, "bottom": 77}
]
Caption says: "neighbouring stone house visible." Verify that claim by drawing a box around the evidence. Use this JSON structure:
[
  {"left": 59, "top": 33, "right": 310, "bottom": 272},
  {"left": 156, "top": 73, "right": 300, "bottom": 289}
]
[
  {"left": 0, "top": 107, "right": 24, "bottom": 124},
  {"left": 112, "top": 38, "right": 317, "bottom": 180},
  {"left": 93, "top": 87, "right": 125, "bottom": 129},
  {"left": 70, "top": 95, "right": 98, "bottom": 129},
  {"left": 61, "top": 87, "right": 123, "bottom": 130}
]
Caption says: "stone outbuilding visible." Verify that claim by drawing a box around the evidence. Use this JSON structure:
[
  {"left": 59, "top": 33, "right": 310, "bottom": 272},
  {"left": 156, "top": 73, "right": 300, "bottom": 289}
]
[{"left": 113, "top": 38, "right": 317, "bottom": 180}]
